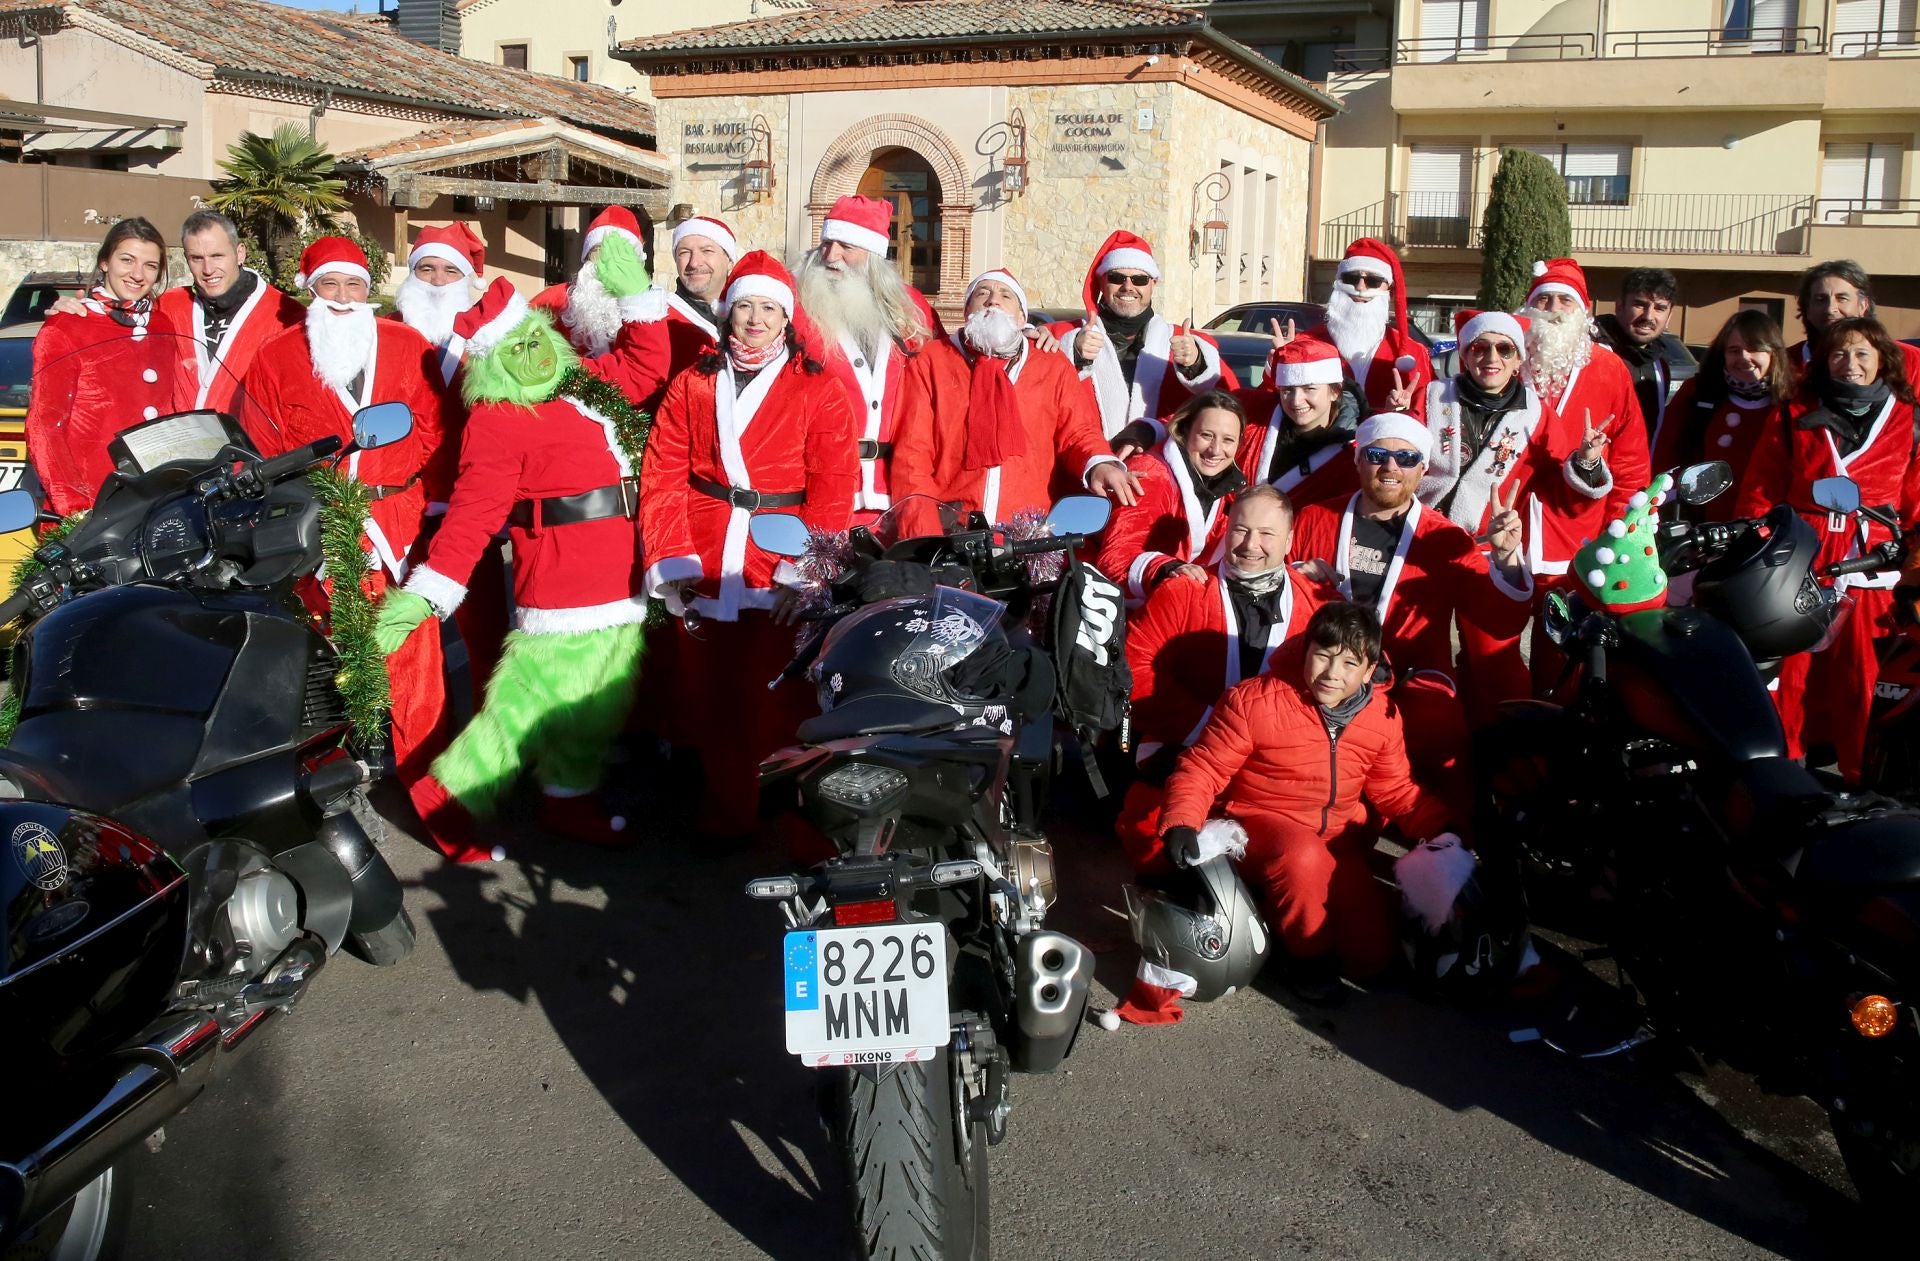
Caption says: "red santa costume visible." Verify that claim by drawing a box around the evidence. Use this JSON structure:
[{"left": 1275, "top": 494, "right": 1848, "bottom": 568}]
[
  {"left": 638, "top": 252, "right": 860, "bottom": 835},
  {"left": 389, "top": 221, "right": 511, "bottom": 709},
  {"left": 891, "top": 269, "right": 1116, "bottom": 528},
  {"left": 1048, "top": 232, "right": 1236, "bottom": 439},
  {"left": 1734, "top": 383, "right": 1920, "bottom": 780},
  {"left": 1234, "top": 336, "right": 1361, "bottom": 508},
  {"left": 1649, "top": 376, "right": 1780, "bottom": 520},
  {"left": 658, "top": 214, "right": 740, "bottom": 389},
  {"left": 1302, "top": 238, "right": 1430, "bottom": 419},
  {"left": 530, "top": 207, "right": 672, "bottom": 407},
  {"left": 1098, "top": 429, "right": 1243, "bottom": 605},
  {"left": 239, "top": 238, "right": 452, "bottom": 851},
  {"left": 154, "top": 268, "right": 303, "bottom": 416},
  {"left": 27, "top": 286, "right": 179, "bottom": 515}
]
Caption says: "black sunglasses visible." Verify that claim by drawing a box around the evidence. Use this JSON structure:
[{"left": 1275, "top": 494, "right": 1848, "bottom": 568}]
[
  {"left": 1361, "top": 445, "right": 1425, "bottom": 469},
  {"left": 1104, "top": 271, "right": 1155, "bottom": 288},
  {"left": 1341, "top": 272, "right": 1389, "bottom": 289}
]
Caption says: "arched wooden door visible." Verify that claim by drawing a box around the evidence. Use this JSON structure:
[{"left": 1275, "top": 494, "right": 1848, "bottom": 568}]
[{"left": 856, "top": 148, "right": 942, "bottom": 292}]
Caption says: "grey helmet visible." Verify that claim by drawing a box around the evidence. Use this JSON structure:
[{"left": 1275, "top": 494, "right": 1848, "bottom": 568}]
[{"left": 1123, "top": 857, "right": 1270, "bottom": 1002}]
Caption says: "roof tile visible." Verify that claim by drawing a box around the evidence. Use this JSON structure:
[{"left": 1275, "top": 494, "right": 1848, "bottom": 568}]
[{"left": 623, "top": 0, "right": 1205, "bottom": 53}]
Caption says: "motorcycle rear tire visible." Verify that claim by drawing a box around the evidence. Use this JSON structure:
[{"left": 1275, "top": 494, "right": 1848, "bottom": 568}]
[
  {"left": 344, "top": 905, "right": 416, "bottom": 967},
  {"left": 834, "top": 1050, "right": 989, "bottom": 1261},
  {"left": 2, "top": 1162, "right": 131, "bottom": 1261}
]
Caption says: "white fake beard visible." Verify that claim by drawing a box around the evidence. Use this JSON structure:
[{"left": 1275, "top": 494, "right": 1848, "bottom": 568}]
[
  {"left": 1323, "top": 282, "right": 1391, "bottom": 362},
  {"left": 1526, "top": 307, "right": 1594, "bottom": 399},
  {"left": 564, "top": 261, "right": 621, "bottom": 357},
  {"left": 305, "top": 300, "right": 378, "bottom": 392},
  {"left": 796, "top": 251, "right": 891, "bottom": 357},
  {"left": 394, "top": 275, "right": 474, "bottom": 345},
  {"left": 962, "top": 307, "right": 1024, "bottom": 358}
]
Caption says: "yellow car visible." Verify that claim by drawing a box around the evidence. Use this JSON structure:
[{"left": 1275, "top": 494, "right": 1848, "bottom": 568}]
[{"left": 0, "top": 321, "right": 39, "bottom": 653}]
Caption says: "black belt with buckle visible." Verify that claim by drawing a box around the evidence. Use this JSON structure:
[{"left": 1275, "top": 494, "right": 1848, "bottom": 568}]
[
  {"left": 689, "top": 473, "right": 805, "bottom": 511},
  {"left": 508, "top": 477, "right": 639, "bottom": 528},
  {"left": 856, "top": 440, "right": 894, "bottom": 461},
  {"left": 363, "top": 476, "right": 419, "bottom": 502}
]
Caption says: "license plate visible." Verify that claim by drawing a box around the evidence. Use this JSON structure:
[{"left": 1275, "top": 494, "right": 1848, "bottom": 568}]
[
  {"left": 784, "top": 923, "right": 949, "bottom": 1066},
  {"left": 0, "top": 463, "right": 23, "bottom": 494}
]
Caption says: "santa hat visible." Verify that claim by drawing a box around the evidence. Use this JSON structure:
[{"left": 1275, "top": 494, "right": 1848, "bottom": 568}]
[
  {"left": 721, "top": 250, "right": 822, "bottom": 360},
  {"left": 408, "top": 221, "right": 485, "bottom": 278},
  {"left": 1083, "top": 230, "right": 1160, "bottom": 315},
  {"left": 963, "top": 268, "right": 1029, "bottom": 320},
  {"left": 1355, "top": 412, "right": 1432, "bottom": 462},
  {"left": 1336, "top": 237, "right": 1409, "bottom": 334},
  {"left": 671, "top": 215, "right": 741, "bottom": 263},
  {"left": 452, "top": 275, "right": 530, "bottom": 357},
  {"left": 1269, "top": 335, "right": 1344, "bottom": 388},
  {"left": 1575, "top": 473, "right": 1673, "bottom": 615},
  {"left": 581, "top": 206, "right": 645, "bottom": 258},
  {"left": 295, "top": 236, "right": 370, "bottom": 291},
  {"left": 819, "top": 195, "right": 893, "bottom": 256},
  {"left": 1454, "top": 309, "right": 1530, "bottom": 355},
  {"left": 1527, "top": 257, "right": 1589, "bottom": 310}
]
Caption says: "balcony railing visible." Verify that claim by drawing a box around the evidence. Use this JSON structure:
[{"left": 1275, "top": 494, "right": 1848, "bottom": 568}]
[
  {"left": 1814, "top": 197, "right": 1920, "bottom": 225},
  {"left": 1829, "top": 27, "right": 1920, "bottom": 56},
  {"left": 1332, "top": 22, "right": 1920, "bottom": 65},
  {"left": 1605, "top": 25, "right": 1824, "bottom": 55},
  {"left": 1322, "top": 192, "right": 1816, "bottom": 260}
]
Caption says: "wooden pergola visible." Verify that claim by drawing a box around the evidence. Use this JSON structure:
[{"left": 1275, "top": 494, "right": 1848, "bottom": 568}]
[{"left": 340, "top": 118, "right": 672, "bottom": 220}]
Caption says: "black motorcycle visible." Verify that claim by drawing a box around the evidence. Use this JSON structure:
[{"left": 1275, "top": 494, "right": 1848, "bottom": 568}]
[
  {"left": 1477, "top": 460, "right": 1920, "bottom": 1207},
  {"left": 745, "top": 494, "right": 1119, "bottom": 1261},
  {"left": 1, "top": 346, "right": 419, "bottom": 1258}
]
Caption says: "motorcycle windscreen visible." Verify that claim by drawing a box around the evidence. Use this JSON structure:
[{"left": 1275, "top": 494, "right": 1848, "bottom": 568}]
[{"left": 1612, "top": 606, "right": 1788, "bottom": 762}]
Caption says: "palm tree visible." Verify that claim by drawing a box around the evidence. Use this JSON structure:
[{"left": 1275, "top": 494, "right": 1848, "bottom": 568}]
[{"left": 208, "top": 124, "right": 349, "bottom": 280}]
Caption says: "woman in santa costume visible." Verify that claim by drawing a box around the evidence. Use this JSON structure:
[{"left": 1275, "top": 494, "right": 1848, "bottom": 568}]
[
  {"left": 1735, "top": 316, "right": 1920, "bottom": 782},
  {"left": 891, "top": 267, "right": 1135, "bottom": 529},
  {"left": 639, "top": 251, "right": 859, "bottom": 837},
  {"left": 1233, "top": 334, "right": 1363, "bottom": 508},
  {"left": 374, "top": 250, "right": 665, "bottom": 852},
  {"left": 1298, "top": 237, "right": 1429, "bottom": 418},
  {"left": 1097, "top": 390, "right": 1247, "bottom": 606},
  {"left": 1650, "top": 310, "right": 1794, "bottom": 517},
  {"left": 240, "top": 237, "right": 455, "bottom": 855},
  {"left": 28, "top": 216, "right": 179, "bottom": 515}
]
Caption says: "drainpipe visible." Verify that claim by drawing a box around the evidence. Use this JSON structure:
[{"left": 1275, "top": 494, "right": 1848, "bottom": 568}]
[
  {"left": 307, "top": 87, "right": 332, "bottom": 139},
  {"left": 20, "top": 29, "right": 43, "bottom": 104}
]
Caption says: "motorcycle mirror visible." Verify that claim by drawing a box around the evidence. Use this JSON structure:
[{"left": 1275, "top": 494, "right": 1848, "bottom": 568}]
[
  {"left": 0, "top": 489, "right": 36, "bottom": 534},
  {"left": 351, "top": 402, "right": 415, "bottom": 451},
  {"left": 1811, "top": 476, "right": 1862, "bottom": 516},
  {"left": 1541, "top": 590, "right": 1575, "bottom": 648},
  {"left": 1045, "top": 495, "right": 1111, "bottom": 536},
  {"left": 1675, "top": 460, "right": 1733, "bottom": 506},
  {"left": 748, "top": 512, "right": 811, "bottom": 557}
]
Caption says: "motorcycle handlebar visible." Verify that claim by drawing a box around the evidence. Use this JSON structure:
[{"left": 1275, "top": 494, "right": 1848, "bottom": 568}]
[
  {"left": 1826, "top": 551, "right": 1898, "bottom": 578},
  {"left": 253, "top": 436, "right": 343, "bottom": 487},
  {"left": 1005, "top": 532, "right": 1088, "bottom": 558},
  {"left": 0, "top": 584, "right": 32, "bottom": 627}
]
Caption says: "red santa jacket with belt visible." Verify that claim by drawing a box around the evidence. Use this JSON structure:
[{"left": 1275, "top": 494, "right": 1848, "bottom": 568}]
[
  {"left": 891, "top": 336, "right": 1112, "bottom": 527},
  {"left": 1047, "top": 312, "right": 1237, "bottom": 439},
  {"left": 1301, "top": 322, "right": 1431, "bottom": 420},
  {"left": 639, "top": 352, "right": 859, "bottom": 622},
  {"left": 1125, "top": 563, "right": 1332, "bottom": 765},
  {"left": 1735, "top": 389, "right": 1920, "bottom": 591},
  {"left": 1231, "top": 389, "right": 1359, "bottom": 509},
  {"left": 1650, "top": 379, "right": 1779, "bottom": 520},
  {"left": 156, "top": 275, "right": 304, "bottom": 416},
  {"left": 1289, "top": 495, "right": 1533, "bottom": 682},
  {"left": 816, "top": 286, "right": 944, "bottom": 520},
  {"left": 240, "top": 320, "right": 446, "bottom": 583},
  {"left": 1158, "top": 638, "right": 1452, "bottom": 841},
  {"left": 27, "top": 304, "right": 180, "bottom": 515},
  {"left": 1533, "top": 343, "right": 1650, "bottom": 574},
  {"left": 1097, "top": 437, "right": 1235, "bottom": 603}
]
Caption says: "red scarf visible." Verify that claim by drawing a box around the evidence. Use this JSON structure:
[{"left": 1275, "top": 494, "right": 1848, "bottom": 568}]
[
  {"left": 961, "top": 343, "right": 1028, "bottom": 471},
  {"left": 727, "top": 333, "right": 784, "bottom": 375},
  {"left": 88, "top": 283, "right": 152, "bottom": 328}
]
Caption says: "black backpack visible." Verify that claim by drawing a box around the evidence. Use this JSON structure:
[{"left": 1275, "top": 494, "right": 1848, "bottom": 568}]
[{"left": 1048, "top": 555, "right": 1130, "bottom": 766}]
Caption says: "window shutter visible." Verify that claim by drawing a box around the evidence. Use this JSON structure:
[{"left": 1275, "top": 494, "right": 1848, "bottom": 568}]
[
  {"left": 1864, "top": 143, "right": 1899, "bottom": 208},
  {"left": 1407, "top": 145, "right": 1472, "bottom": 243},
  {"left": 1417, "top": 0, "right": 1487, "bottom": 61}
]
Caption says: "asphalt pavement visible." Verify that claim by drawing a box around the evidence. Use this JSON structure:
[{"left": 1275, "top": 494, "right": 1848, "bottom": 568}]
[{"left": 108, "top": 737, "right": 1873, "bottom": 1261}]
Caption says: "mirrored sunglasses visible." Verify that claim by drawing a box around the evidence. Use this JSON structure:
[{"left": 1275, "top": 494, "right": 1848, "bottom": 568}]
[{"left": 1361, "top": 445, "right": 1425, "bottom": 469}]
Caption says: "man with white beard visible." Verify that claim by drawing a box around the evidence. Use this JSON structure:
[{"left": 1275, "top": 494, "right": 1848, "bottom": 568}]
[
  {"left": 530, "top": 206, "right": 670, "bottom": 406},
  {"left": 892, "top": 268, "right": 1140, "bottom": 530},
  {"left": 796, "top": 194, "right": 944, "bottom": 522},
  {"left": 1299, "top": 237, "right": 1428, "bottom": 418},
  {"left": 241, "top": 236, "right": 463, "bottom": 860}
]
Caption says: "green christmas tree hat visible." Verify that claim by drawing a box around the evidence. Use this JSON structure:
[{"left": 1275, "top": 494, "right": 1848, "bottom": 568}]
[{"left": 1574, "top": 472, "right": 1672, "bottom": 615}]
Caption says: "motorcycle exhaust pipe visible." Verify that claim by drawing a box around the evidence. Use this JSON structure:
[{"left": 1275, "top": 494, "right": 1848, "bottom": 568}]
[{"left": 1009, "top": 931, "right": 1092, "bottom": 1074}]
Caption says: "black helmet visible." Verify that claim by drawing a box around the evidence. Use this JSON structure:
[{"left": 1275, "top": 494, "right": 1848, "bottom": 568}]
[
  {"left": 1396, "top": 837, "right": 1532, "bottom": 994},
  {"left": 1691, "top": 504, "right": 1839, "bottom": 662},
  {"left": 1123, "top": 857, "right": 1270, "bottom": 1002},
  {"left": 801, "top": 587, "right": 1011, "bottom": 741}
]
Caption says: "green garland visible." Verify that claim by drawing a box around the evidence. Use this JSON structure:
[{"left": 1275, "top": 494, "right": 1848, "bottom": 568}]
[
  {"left": 0, "top": 513, "right": 86, "bottom": 746},
  {"left": 553, "top": 365, "right": 670, "bottom": 628},
  {"left": 308, "top": 467, "right": 392, "bottom": 748}
]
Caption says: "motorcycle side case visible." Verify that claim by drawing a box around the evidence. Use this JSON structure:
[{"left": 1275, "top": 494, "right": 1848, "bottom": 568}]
[
  {"left": 0, "top": 801, "right": 188, "bottom": 1066},
  {"left": 1610, "top": 606, "right": 1789, "bottom": 763}
]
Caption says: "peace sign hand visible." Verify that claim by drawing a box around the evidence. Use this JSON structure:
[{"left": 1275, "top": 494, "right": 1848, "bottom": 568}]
[
  {"left": 1578, "top": 409, "right": 1614, "bottom": 466},
  {"left": 1267, "top": 317, "right": 1297, "bottom": 352},
  {"left": 1385, "top": 365, "right": 1414, "bottom": 411},
  {"left": 1483, "top": 477, "right": 1525, "bottom": 568}
]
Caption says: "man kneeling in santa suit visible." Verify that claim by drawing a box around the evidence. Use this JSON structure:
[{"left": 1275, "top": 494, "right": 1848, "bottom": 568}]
[{"left": 1114, "top": 602, "right": 1460, "bottom": 1019}]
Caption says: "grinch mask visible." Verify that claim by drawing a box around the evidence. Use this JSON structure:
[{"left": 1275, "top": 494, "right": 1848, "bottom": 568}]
[
  {"left": 1574, "top": 472, "right": 1673, "bottom": 615},
  {"left": 463, "top": 309, "right": 581, "bottom": 407}
]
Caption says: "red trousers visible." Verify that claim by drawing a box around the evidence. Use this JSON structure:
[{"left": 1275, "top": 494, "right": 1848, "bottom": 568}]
[
  {"left": 1116, "top": 779, "right": 1176, "bottom": 875},
  {"left": 1774, "top": 587, "right": 1890, "bottom": 782},
  {"left": 675, "top": 612, "right": 816, "bottom": 835},
  {"left": 1237, "top": 813, "right": 1397, "bottom": 977}
]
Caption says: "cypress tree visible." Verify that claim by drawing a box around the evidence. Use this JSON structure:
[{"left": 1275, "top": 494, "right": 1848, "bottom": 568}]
[{"left": 1478, "top": 148, "right": 1573, "bottom": 312}]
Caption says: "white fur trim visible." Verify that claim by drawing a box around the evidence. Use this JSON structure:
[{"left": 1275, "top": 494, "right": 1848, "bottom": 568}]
[
  {"left": 565, "top": 398, "right": 633, "bottom": 477},
  {"left": 1081, "top": 453, "right": 1124, "bottom": 484},
  {"left": 1529, "top": 281, "right": 1584, "bottom": 308},
  {"left": 1532, "top": 260, "right": 1549, "bottom": 277},
  {"left": 1194, "top": 818, "right": 1249, "bottom": 863},
  {"left": 1458, "top": 311, "right": 1525, "bottom": 355},
  {"left": 408, "top": 242, "right": 475, "bottom": 277},
  {"left": 821, "top": 218, "right": 890, "bottom": 256},
  {"left": 1394, "top": 833, "right": 1475, "bottom": 934},
  {"left": 582, "top": 225, "right": 642, "bottom": 257},
  {"left": 1125, "top": 550, "right": 1164, "bottom": 602},
  {"left": 466, "top": 290, "right": 531, "bottom": 356},
  {"left": 1355, "top": 412, "right": 1431, "bottom": 461},
  {"left": 1394, "top": 354, "right": 1418, "bottom": 373},
  {"left": 1271, "top": 357, "right": 1345, "bottom": 387},
  {"left": 725, "top": 273, "right": 794, "bottom": 315},
  {"left": 645, "top": 554, "right": 704, "bottom": 607},
  {"left": 516, "top": 595, "right": 652, "bottom": 634},
  {"left": 1096, "top": 247, "right": 1159, "bottom": 279},
  {"left": 300, "top": 261, "right": 370, "bottom": 290},
  {"left": 671, "top": 217, "right": 740, "bottom": 262},
  {"left": 965, "top": 269, "right": 1029, "bottom": 318},
  {"left": 1135, "top": 960, "right": 1198, "bottom": 996},
  {"left": 1490, "top": 555, "right": 1535, "bottom": 602},
  {"left": 1338, "top": 256, "right": 1393, "bottom": 282},
  {"left": 1097, "top": 1009, "right": 1122, "bottom": 1031},
  {"left": 619, "top": 290, "right": 669, "bottom": 324},
  {"left": 1562, "top": 450, "right": 1612, "bottom": 500},
  {"left": 404, "top": 564, "right": 467, "bottom": 618}
]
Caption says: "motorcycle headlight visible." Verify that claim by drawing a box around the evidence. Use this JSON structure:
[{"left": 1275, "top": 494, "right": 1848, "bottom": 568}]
[{"left": 816, "top": 763, "right": 909, "bottom": 809}]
